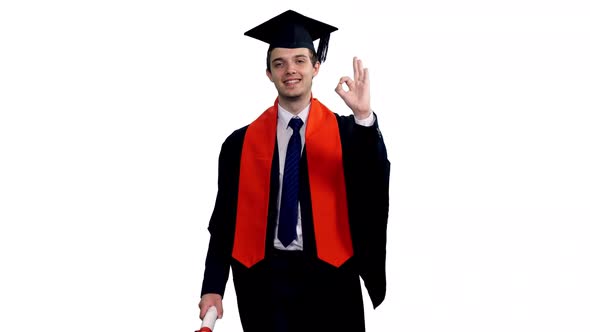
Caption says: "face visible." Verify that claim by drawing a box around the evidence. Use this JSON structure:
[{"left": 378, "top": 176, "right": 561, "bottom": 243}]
[{"left": 266, "top": 47, "right": 320, "bottom": 102}]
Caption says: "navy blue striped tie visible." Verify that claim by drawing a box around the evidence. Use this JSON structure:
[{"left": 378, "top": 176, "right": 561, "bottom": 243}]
[{"left": 278, "top": 117, "right": 304, "bottom": 247}]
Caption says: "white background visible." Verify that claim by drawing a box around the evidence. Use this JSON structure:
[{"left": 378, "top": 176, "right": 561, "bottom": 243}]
[{"left": 1, "top": 0, "right": 589, "bottom": 331}]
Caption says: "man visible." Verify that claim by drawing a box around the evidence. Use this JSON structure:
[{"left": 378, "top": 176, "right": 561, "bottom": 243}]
[{"left": 198, "top": 10, "right": 390, "bottom": 332}]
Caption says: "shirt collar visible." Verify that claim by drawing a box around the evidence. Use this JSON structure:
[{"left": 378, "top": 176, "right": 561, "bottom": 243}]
[{"left": 278, "top": 103, "right": 310, "bottom": 129}]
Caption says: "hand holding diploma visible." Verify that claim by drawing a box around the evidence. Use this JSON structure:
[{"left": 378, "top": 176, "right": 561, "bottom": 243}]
[{"left": 195, "top": 306, "right": 218, "bottom": 332}]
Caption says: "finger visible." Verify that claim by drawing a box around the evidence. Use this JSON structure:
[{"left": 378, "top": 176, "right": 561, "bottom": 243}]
[
  {"left": 357, "top": 58, "right": 365, "bottom": 82},
  {"left": 335, "top": 81, "right": 345, "bottom": 98},
  {"left": 217, "top": 302, "right": 224, "bottom": 319},
  {"left": 199, "top": 304, "right": 209, "bottom": 320},
  {"left": 363, "top": 68, "right": 369, "bottom": 84},
  {"left": 343, "top": 77, "right": 355, "bottom": 91},
  {"left": 353, "top": 56, "right": 360, "bottom": 81}
]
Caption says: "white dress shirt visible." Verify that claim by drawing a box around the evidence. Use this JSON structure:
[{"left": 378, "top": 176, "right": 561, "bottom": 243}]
[{"left": 273, "top": 103, "right": 375, "bottom": 250}]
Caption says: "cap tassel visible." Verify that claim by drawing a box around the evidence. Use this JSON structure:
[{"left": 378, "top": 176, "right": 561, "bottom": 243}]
[{"left": 317, "top": 34, "right": 330, "bottom": 63}]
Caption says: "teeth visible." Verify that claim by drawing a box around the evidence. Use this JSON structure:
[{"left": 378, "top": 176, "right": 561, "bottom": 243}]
[{"left": 285, "top": 80, "right": 299, "bottom": 84}]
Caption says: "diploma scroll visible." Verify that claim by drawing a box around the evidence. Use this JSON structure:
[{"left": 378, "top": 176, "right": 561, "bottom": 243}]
[{"left": 195, "top": 306, "right": 218, "bottom": 332}]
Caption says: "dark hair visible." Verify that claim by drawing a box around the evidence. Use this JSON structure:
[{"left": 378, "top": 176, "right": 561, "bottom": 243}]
[{"left": 266, "top": 47, "right": 319, "bottom": 72}]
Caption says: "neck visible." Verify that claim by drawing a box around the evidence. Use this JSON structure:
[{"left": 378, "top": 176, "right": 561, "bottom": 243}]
[{"left": 277, "top": 92, "right": 312, "bottom": 115}]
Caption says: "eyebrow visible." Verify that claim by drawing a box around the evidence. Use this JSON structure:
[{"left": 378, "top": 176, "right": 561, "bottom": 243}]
[{"left": 271, "top": 54, "right": 309, "bottom": 63}]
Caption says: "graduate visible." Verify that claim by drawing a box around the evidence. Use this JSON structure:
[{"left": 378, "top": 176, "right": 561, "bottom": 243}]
[{"left": 198, "top": 9, "right": 390, "bottom": 332}]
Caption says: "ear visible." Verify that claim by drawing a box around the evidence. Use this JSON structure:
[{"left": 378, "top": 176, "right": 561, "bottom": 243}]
[
  {"left": 312, "top": 61, "right": 320, "bottom": 77},
  {"left": 266, "top": 69, "right": 273, "bottom": 82}
]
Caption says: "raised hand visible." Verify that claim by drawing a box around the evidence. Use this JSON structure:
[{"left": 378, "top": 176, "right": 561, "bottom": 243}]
[{"left": 335, "top": 57, "right": 371, "bottom": 119}]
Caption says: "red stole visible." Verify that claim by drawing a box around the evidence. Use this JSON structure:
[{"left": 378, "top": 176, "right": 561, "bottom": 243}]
[{"left": 232, "top": 98, "right": 353, "bottom": 268}]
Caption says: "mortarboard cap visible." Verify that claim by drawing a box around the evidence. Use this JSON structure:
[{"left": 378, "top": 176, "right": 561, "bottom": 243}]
[{"left": 244, "top": 10, "right": 338, "bottom": 63}]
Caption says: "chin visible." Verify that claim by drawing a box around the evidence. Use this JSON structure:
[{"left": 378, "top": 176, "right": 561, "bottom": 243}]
[
  {"left": 280, "top": 92, "right": 305, "bottom": 101},
  {"left": 281, "top": 87, "right": 309, "bottom": 98}
]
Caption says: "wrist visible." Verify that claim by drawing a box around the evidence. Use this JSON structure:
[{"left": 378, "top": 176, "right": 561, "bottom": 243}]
[{"left": 354, "top": 109, "right": 372, "bottom": 120}]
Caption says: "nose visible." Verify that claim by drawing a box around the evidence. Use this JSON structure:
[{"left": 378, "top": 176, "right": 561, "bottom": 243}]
[{"left": 285, "top": 61, "right": 297, "bottom": 74}]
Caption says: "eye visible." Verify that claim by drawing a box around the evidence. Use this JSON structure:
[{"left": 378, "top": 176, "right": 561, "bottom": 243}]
[
  {"left": 296, "top": 59, "right": 305, "bottom": 64},
  {"left": 274, "top": 62, "right": 284, "bottom": 68}
]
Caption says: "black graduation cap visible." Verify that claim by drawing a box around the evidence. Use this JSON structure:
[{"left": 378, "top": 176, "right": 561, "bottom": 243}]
[{"left": 244, "top": 10, "right": 338, "bottom": 63}]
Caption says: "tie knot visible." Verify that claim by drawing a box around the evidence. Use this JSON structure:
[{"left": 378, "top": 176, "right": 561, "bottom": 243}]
[{"left": 288, "top": 117, "right": 304, "bottom": 132}]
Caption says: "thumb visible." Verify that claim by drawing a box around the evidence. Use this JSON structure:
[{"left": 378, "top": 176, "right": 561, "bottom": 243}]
[{"left": 199, "top": 305, "right": 209, "bottom": 320}]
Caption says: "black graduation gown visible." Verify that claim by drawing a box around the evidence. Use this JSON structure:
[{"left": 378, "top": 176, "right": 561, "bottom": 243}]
[{"left": 201, "top": 112, "right": 390, "bottom": 332}]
